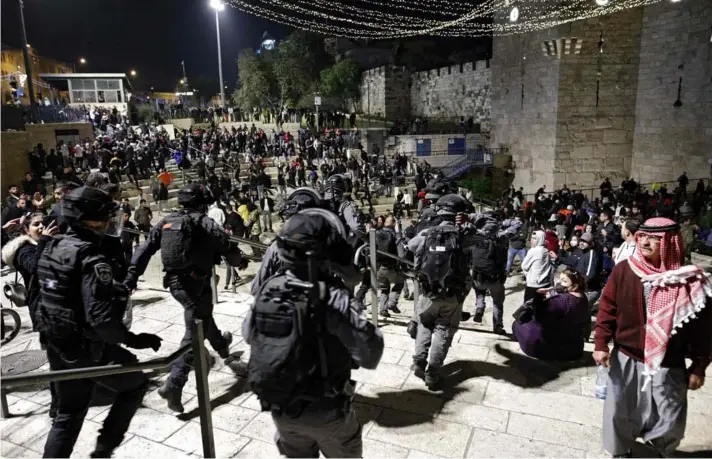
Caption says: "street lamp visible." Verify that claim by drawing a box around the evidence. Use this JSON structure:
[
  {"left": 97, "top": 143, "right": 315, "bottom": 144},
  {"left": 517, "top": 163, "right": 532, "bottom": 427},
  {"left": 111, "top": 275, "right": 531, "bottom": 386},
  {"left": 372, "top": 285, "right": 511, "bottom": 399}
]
[
  {"left": 130, "top": 69, "right": 137, "bottom": 77},
  {"left": 180, "top": 79, "right": 185, "bottom": 85},
  {"left": 79, "top": 57, "right": 86, "bottom": 64},
  {"left": 209, "top": 0, "right": 226, "bottom": 108}
]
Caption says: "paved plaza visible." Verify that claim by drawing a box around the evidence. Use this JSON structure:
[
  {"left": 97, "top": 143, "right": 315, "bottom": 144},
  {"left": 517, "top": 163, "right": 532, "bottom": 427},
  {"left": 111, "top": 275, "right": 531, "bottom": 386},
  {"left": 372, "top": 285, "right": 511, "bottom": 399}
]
[{"left": 1, "top": 252, "right": 711, "bottom": 458}]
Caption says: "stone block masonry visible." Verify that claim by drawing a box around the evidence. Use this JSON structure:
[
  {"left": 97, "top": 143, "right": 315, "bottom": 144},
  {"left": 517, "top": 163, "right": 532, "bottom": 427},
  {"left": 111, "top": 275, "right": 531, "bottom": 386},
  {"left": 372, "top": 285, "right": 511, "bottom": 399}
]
[
  {"left": 410, "top": 61, "right": 492, "bottom": 130},
  {"left": 630, "top": 0, "right": 712, "bottom": 184},
  {"left": 490, "top": 0, "right": 712, "bottom": 193}
]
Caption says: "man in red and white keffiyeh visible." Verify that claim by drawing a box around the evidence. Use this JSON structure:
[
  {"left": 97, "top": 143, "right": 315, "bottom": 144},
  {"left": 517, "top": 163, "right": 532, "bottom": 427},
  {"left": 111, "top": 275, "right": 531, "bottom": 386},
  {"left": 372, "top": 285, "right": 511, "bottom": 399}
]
[{"left": 595, "top": 217, "right": 712, "bottom": 457}]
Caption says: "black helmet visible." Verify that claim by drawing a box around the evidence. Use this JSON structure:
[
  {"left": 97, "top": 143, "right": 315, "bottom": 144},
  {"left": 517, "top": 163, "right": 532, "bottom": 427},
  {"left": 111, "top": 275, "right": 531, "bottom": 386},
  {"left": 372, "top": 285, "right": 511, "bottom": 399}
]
[
  {"left": 178, "top": 183, "right": 214, "bottom": 208},
  {"left": 62, "top": 186, "right": 118, "bottom": 222},
  {"left": 679, "top": 203, "right": 695, "bottom": 218},
  {"left": 424, "top": 178, "right": 458, "bottom": 200},
  {"left": 281, "top": 187, "right": 323, "bottom": 218},
  {"left": 324, "top": 174, "right": 347, "bottom": 200},
  {"left": 434, "top": 193, "right": 471, "bottom": 215},
  {"left": 277, "top": 209, "right": 352, "bottom": 274}
]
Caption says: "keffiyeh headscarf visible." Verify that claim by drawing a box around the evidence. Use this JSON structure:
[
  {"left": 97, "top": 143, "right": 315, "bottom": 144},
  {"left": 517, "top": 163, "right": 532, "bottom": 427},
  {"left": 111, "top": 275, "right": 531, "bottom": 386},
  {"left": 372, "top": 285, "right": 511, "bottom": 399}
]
[{"left": 627, "top": 217, "right": 712, "bottom": 390}]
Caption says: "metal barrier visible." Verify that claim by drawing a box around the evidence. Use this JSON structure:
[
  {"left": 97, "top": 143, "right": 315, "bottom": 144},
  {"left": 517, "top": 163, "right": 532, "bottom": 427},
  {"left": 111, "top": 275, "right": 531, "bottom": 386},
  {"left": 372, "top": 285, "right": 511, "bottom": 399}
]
[{"left": 0, "top": 319, "right": 217, "bottom": 457}]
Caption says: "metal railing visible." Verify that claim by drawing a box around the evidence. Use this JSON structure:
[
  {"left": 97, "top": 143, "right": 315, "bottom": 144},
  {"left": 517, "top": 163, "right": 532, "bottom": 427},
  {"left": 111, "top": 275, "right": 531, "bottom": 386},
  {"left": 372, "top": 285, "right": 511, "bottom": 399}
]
[{"left": 0, "top": 319, "right": 217, "bottom": 457}]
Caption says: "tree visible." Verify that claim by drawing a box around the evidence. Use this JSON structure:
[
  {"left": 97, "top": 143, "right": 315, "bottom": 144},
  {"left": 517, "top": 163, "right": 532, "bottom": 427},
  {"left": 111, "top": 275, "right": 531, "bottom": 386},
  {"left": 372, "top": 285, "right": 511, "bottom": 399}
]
[
  {"left": 233, "top": 49, "right": 280, "bottom": 113},
  {"left": 273, "top": 31, "right": 332, "bottom": 109},
  {"left": 319, "top": 59, "right": 361, "bottom": 111}
]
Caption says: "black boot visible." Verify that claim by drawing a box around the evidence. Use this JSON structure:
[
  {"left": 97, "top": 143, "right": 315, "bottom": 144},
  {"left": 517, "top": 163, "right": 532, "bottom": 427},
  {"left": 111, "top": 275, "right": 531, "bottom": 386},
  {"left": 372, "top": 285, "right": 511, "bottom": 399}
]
[
  {"left": 217, "top": 332, "right": 233, "bottom": 359},
  {"left": 473, "top": 311, "right": 484, "bottom": 323},
  {"left": 410, "top": 360, "right": 426, "bottom": 380},
  {"left": 407, "top": 321, "right": 418, "bottom": 339},
  {"left": 158, "top": 381, "right": 185, "bottom": 413}
]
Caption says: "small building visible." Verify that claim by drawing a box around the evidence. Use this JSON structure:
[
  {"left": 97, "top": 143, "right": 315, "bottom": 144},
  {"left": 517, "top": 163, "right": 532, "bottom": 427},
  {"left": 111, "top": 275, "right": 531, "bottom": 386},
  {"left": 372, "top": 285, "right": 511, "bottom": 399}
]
[
  {"left": 39, "top": 72, "right": 133, "bottom": 113},
  {"left": 1, "top": 44, "right": 73, "bottom": 105}
]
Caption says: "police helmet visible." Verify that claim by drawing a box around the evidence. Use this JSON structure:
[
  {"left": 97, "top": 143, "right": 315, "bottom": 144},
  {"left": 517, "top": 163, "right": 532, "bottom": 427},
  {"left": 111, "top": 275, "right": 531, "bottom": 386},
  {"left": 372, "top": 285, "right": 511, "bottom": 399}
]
[
  {"left": 435, "top": 193, "right": 471, "bottom": 215},
  {"left": 424, "top": 178, "right": 458, "bottom": 201},
  {"left": 62, "top": 186, "right": 122, "bottom": 236},
  {"left": 679, "top": 203, "right": 695, "bottom": 218},
  {"left": 277, "top": 208, "right": 352, "bottom": 274},
  {"left": 324, "top": 174, "right": 347, "bottom": 199},
  {"left": 177, "top": 183, "right": 214, "bottom": 208},
  {"left": 281, "top": 187, "right": 323, "bottom": 219}
]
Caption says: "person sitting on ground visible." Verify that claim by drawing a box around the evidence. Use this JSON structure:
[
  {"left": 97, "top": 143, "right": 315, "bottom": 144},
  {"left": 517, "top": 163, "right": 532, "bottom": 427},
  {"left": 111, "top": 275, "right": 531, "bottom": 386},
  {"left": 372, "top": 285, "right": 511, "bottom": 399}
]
[{"left": 512, "top": 269, "right": 590, "bottom": 361}]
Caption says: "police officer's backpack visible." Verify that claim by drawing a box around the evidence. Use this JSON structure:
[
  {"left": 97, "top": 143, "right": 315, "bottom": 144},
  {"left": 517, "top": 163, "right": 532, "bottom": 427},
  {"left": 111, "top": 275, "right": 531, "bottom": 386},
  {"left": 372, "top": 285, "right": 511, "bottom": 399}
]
[
  {"left": 247, "top": 274, "right": 329, "bottom": 409},
  {"left": 160, "top": 212, "right": 201, "bottom": 272},
  {"left": 417, "top": 225, "right": 465, "bottom": 293},
  {"left": 470, "top": 233, "right": 501, "bottom": 275}
]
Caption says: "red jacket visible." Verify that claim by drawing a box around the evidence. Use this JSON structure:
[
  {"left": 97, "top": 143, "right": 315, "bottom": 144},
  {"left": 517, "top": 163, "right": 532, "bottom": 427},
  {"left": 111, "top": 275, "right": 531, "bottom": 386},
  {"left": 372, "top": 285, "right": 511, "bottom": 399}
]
[
  {"left": 544, "top": 231, "right": 559, "bottom": 253},
  {"left": 595, "top": 261, "right": 712, "bottom": 377}
]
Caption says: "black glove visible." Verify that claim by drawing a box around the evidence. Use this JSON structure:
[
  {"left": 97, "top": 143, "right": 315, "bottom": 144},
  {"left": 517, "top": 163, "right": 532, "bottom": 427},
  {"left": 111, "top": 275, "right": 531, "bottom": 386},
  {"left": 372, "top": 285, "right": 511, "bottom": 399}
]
[
  {"left": 126, "top": 333, "right": 162, "bottom": 351},
  {"left": 124, "top": 276, "right": 138, "bottom": 292}
]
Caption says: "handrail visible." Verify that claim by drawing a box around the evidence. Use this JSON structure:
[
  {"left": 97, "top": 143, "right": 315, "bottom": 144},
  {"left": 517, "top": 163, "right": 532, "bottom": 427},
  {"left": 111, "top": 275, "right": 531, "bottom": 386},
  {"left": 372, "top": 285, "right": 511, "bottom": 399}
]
[
  {"left": 1, "top": 343, "right": 191, "bottom": 389},
  {"left": 0, "top": 320, "right": 217, "bottom": 457}
]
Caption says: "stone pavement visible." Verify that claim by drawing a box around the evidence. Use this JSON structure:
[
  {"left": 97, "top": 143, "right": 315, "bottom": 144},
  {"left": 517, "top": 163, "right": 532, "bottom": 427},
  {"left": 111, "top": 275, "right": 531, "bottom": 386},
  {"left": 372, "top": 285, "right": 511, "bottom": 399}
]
[{"left": 2, "top": 256, "right": 711, "bottom": 458}]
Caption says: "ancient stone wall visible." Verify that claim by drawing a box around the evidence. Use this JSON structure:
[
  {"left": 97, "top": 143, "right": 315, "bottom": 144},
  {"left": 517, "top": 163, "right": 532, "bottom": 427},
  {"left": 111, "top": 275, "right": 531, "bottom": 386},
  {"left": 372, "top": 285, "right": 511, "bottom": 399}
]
[
  {"left": 490, "top": 30, "right": 562, "bottom": 192},
  {"left": 410, "top": 61, "right": 491, "bottom": 130},
  {"left": 553, "top": 8, "right": 644, "bottom": 190},
  {"left": 359, "top": 67, "right": 387, "bottom": 118},
  {"left": 630, "top": 0, "right": 712, "bottom": 184}
]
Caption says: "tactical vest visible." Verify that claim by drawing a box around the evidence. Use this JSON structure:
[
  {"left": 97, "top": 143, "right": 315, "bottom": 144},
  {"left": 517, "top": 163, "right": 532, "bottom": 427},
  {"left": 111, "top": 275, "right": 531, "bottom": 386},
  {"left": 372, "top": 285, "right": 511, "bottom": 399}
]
[{"left": 35, "top": 235, "right": 92, "bottom": 354}]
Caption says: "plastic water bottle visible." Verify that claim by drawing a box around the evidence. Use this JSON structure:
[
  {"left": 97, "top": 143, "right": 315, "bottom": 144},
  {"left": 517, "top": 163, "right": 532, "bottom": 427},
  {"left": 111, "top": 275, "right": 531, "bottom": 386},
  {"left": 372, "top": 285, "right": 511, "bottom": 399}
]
[{"left": 594, "top": 365, "right": 608, "bottom": 400}]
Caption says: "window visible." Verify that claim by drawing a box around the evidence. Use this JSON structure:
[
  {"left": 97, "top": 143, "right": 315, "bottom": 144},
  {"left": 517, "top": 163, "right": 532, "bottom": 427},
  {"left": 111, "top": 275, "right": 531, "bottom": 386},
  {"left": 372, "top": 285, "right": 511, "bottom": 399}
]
[{"left": 71, "top": 90, "right": 96, "bottom": 103}]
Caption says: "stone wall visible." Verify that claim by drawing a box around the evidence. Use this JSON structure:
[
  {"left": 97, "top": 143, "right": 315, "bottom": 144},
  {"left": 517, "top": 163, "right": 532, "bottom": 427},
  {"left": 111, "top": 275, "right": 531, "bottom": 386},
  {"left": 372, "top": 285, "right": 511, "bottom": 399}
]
[
  {"left": 553, "top": 8, "right": 644, "bottom": 189},
  {"left": 490, "top": 30, "right": 562, "bottom": 192},
  {"left": 1, "top": 131, "right": 31, "bottom": 190},
  {"left": 630, "top": 0, "right": 712, "bottom": 184},
  {"left": 25, "top": 123, "right": 94, "bottom": 151},
  {"left": 410, "top": 61, "right": 491, "bottom": 130},
  {"left": 359, "top": 67, "right": 386, "bottom": 118}
]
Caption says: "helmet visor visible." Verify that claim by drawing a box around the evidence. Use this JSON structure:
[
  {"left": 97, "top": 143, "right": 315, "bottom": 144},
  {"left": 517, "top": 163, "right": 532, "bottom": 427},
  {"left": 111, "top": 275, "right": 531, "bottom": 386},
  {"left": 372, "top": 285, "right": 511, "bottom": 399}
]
[{"left": 104, "top": 208, "right": 126, "bottom": 237}]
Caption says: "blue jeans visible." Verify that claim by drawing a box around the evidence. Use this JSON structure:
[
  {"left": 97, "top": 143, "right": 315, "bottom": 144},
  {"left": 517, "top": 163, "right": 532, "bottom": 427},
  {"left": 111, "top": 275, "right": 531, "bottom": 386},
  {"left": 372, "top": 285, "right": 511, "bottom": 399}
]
[{"left": 506, "top": 247, "right": 527, "bottom": 272}]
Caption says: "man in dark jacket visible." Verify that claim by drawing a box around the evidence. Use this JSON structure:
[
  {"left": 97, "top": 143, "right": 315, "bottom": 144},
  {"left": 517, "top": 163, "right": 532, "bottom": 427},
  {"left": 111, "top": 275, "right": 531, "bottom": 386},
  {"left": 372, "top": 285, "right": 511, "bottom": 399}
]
[
  {"left": 506, "top": 215, "right": 528, "bottom": 275},
  {"left": 133, "top": 199, "right": 153, "bottom": 241}
]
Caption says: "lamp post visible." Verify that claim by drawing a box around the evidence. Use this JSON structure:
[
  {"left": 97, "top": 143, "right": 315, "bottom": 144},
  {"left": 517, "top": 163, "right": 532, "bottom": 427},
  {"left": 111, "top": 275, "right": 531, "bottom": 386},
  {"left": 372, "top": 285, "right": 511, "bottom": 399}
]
[
  {"left": 209, "top": 0, "right": 226, "bottom": 108},
  {"left": 18, "top": 0, "right": 36, "bottom": 120}
]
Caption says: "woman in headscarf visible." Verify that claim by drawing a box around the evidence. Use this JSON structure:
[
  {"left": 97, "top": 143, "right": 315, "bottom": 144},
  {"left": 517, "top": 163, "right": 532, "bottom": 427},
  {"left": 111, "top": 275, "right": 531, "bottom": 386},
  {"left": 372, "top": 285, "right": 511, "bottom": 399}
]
[
  {"left": 521, "top": 230, "right": 554, "bottom": 302},
  {"left": 594, "top": 217, "right": 712, "bottom": 458}
]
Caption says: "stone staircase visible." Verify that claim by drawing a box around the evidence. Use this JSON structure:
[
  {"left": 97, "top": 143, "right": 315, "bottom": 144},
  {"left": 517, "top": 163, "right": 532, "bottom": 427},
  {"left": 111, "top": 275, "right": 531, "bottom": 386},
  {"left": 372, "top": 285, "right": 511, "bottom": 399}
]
[{"left": 116, "top": 157, "right": 420, "bottom": 216}]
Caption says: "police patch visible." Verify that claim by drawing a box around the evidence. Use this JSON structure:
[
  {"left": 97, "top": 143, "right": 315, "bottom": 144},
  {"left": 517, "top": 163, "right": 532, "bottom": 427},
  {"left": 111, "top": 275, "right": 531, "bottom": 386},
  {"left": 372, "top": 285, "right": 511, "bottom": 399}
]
[{"left": 94, "top": 263, "right": 113, "bottom": 285}]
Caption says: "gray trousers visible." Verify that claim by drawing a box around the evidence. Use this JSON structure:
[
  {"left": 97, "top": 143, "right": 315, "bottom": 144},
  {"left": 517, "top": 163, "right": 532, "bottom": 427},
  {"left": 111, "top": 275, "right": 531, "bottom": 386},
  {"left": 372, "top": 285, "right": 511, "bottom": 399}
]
[
  {"left": 376, "top": 266, "right": 404, "bottom": 313},
  {"left": 603, "top": 348, "right": 688, "bottom": 456},
  {"left": 272, "top": 403, "right": 362, "bottom": 458},
  {"left": 413, "top": 295, "right": 462, "bottom": 372},
  {"left": 472, "top": 277, "right": 505, "bottom": 329}
]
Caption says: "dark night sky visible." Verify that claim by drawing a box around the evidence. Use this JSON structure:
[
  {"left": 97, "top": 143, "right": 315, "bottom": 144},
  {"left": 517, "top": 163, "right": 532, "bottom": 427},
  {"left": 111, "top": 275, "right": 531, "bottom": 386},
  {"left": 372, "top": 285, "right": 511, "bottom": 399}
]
[{"left": 1, "top": 0, "right": 290, "bottom": 93}]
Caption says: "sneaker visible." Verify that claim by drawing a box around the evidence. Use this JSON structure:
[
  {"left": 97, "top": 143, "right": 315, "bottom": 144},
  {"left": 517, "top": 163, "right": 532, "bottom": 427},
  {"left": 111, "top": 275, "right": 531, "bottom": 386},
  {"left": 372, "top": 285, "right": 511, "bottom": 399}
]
[
  {"left": 460, "top": 312, "right": 471, "bottom": 322},
  {"left": 379, "top": 310, "right": 391, "bottom": 318},
  {"left": 406, "top": 321, "right": 417, "bottom": 339},
  {"left": 217, "top": 332, "right": 233, "bottom": 359},
  {"left": 473, "top": 311, "right": 484, "bottom": 323},
  {"left": 493, "top": 326, "right": 507, "bottom": 336},
  {"left": 89, "top": 447, "right": 113, "bottom": 458},
  {"left": 410, "top": 360, "right": 426, "bottom": 379},
  {"left": 158, "top": 382, "right": 185, "bottom": 413},
  {"left": 389, "top": 305, "right": 401, "bottom": 314},
  {"left": 612, "top": 451, "right": 632, "bottom": 458}
]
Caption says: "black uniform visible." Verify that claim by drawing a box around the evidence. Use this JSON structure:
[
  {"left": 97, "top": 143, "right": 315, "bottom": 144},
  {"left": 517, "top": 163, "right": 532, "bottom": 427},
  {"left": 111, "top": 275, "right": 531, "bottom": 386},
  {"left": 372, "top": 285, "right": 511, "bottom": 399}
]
[
  {"left": 35, "top": 187, "right": 161, "bottom": 458},
  {"left": 125, "top": 185, "right": 243, "bottom": 412}
]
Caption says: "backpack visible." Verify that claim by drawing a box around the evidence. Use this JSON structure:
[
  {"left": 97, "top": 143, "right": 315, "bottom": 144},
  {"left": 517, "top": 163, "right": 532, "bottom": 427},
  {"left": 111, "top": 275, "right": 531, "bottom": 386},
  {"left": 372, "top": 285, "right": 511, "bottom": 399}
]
[
  {"left": 470, "top": 233, "right": 500, "bottom": 275},
  {"left": 160, "top": 212, "right": 200, "bottom": 272},
  {"left": 247, "top": 274, "right": 329, "bottom": 409},
  {"left": 417, "top": 225, "right": 464, "bottom": 293},
  {"left": 375, "top": 229, "right": 397, "bottom": 267}
]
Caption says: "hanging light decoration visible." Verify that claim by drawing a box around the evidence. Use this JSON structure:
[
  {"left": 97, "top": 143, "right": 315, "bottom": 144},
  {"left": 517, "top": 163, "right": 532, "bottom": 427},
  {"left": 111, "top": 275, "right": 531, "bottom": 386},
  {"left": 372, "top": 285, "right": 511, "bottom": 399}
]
[{"left": 225, "top": 0, "right": 667, "bottom": 39}]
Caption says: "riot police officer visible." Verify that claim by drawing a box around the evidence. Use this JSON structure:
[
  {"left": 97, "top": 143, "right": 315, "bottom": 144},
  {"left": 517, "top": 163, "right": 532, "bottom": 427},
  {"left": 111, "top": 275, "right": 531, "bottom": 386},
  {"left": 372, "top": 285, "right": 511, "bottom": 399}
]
[
  {"left": 407, "top": 193, "right": 473, "bottom": 389},
  {"left": 243, "top": 210, "right": 384, "bottom": 457},
  {"left": 125, "top": 183, "right": 246, "bottom": 413},
  {"left": 36, "top": 187, "right": 162, "bottom": 458},
  {"left": 324, "top": 173, "right": 363, "bottom": 236},
  {"left": 375, "top": 215, "right": 404, "bottom": 317}
]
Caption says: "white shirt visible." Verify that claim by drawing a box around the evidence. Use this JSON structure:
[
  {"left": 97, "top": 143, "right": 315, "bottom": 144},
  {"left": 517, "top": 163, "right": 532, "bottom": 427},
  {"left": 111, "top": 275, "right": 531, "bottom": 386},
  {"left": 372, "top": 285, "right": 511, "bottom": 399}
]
[
  {"left": 613, "top": 240, "right": 636, "bottom": 264},
  {"left": 207, "top": 205, "right": 225, "bottom": 228}
]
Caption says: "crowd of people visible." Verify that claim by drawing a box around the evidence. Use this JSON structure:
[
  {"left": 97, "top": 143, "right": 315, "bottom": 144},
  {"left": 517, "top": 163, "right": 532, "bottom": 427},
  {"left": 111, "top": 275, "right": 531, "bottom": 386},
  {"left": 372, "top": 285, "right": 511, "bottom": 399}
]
[{"left": 1, "top": 110, "right": 711, "bottom": 458}]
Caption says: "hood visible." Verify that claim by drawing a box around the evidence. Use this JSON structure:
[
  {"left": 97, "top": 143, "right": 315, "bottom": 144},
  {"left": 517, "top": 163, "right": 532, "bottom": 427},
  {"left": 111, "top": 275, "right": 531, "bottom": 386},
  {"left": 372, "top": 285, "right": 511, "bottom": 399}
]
[
  {"left": 475, "top": 215, "right": 500, "bottom": 238},
  {"left": 531, "top": 230, "right": 546, "bottom": 247},
  {"left": 1, "top": 235, "right": 37, "bottom": 269}
]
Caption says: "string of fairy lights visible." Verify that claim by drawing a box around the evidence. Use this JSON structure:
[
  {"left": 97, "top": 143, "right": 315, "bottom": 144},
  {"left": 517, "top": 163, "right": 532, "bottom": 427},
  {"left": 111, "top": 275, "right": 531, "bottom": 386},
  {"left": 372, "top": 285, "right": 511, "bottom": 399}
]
[{"left": 225, "top": 0, "right": 668, "bottom": 38}]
